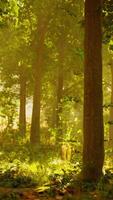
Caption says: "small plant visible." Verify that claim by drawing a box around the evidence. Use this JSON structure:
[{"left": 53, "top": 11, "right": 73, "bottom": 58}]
[{"left": 0, "top": 164, "right": 38, "bottom": 188}]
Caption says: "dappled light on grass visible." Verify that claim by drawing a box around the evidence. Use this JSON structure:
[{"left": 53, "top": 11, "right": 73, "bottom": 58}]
[
  {"left": 0, "top": 136, "right": 113, "bottom": 200},
  {"left": 0, "top": 143, "right": 113, "bottom": 200}
]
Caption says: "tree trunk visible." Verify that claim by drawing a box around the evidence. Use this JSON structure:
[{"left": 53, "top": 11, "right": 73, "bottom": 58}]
[
  {"left": 109, "top": 60, "right": 113, "bottom": 147},
  {"left": 56, "top": 64, "right": 63, "bottom": 141},
  {"left": 30, "top": 18, "right": 47, "bottom": 144},
  {"left": 55, "top": 41, "right": 64, "bottom": 143},
  {"left": 82, "top": 0, "right": 104, "bottom": 181},
  {"left": 19, "top": 68, "right": 26, "bottom": 136}
]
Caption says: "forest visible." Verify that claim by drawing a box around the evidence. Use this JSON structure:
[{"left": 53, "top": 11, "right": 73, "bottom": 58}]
[{"left": 0, "top": 0, "right": 113, "bottom": 199}]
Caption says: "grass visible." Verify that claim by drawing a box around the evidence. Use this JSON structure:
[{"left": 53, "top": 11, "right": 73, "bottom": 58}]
[{"left": 0, "top": 141, "right": 113, "bottom": 199}]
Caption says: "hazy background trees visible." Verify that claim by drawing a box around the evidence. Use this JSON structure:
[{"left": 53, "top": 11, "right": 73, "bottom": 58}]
[{"left": 0, "top": 0, "right": 113, "bottom": 184}]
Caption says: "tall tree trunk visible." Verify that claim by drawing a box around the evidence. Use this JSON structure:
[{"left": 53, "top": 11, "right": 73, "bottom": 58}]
[
  {"left": 109, "top": 60, "right": 113, "bottom": 147},
  {"left": 30, "top": 18, "right": 47, "bottom": 144},
  {"left": 56, "top": 65, "right": 63, "bottom": 126},
  {"left": 19, "top": 68, "right": 26, "bottom": 136},
  {"left": 82, "top": 0, "right": 104, "bottom": 181},
  {"left": 55, "top": 41, "right": 64, "bottom": 143}
]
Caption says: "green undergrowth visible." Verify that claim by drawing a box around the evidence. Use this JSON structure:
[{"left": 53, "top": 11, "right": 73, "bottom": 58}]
[
  {"left": 0, "top": 162, "right": 38, "bottom": 188},
  {"left": 0, "top": 142, "right": 113, "bottom": 200},
  {"left": 0, "top": 160, "right": 81, "bottom": 188},
  {"left": 0, "top": 142, "right": 81, "bottom": 189},
  {"left": 45, "top": 169, "right": 113, "bottom": 200}
]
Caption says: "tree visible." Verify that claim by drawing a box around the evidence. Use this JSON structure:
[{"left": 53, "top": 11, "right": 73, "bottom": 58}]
[
  {"left": 17, "top": 0, "right": 34, "bottom": 136},
  {"left": 55, "top": 39, "right": 64, "bottom": 143},
  {"left": 19, "top": 63, "right": 26, "bottom": 136},
  {"left": 30, "top": 17, "right": 48, "bottom": 144},
  {"left": 82, "top": 0, "right": 104, "bottom": 181},
  {"left": 48, "top": 0, "right": 84, "bottom": 144}
]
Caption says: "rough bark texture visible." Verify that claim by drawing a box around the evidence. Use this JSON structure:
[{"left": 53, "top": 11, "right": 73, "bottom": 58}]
[
  {"left": 30, "top": 18, "right": 47, "bottom": 144},
  {"left": 109, "top": 60, "right": 113, "bottom": 148},
  {"left": 83, "top": 0, "right": 104, "bottom": 181},
  {"left": 19, "top": 68, "right": 26, "bottom": 136}
]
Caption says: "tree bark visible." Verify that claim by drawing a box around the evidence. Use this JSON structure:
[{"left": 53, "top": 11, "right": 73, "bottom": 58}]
[
  {"left": 109, "top": 60, "right": 113, "bottom": 148},
  {"left": 19, "top": 68, "right": 26, "bottom": 136},
  {"left": 82, "top": 0, "right": 104, "bottom": 181},
  {"left": 30, "top": 18, "right": 47, "bottom": 144}
]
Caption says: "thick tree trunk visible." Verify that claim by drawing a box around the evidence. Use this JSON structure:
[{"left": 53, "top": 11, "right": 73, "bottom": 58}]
[
  {"left": 30, "top": 18, "right": 47, "bottom": 144},
  {"left": 19, "top": 69, "right": 26, "bottom": 136},
  {"left": 109, "top": 60, "right": 113, "bottom": 147},
  {"left": 82, "top": 0, "right": 104, "bottom": 181}
]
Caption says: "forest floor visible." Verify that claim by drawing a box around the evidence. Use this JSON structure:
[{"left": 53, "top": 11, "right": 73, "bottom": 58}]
[
  {"left": 0, "top": 178, "right": 113, "bottom": 200},
  {"left": 0, "top": 144, "right": 113, "bottom": 200},
  {"left": 0, "top": 186, "right": 104, "bottom": 200}
]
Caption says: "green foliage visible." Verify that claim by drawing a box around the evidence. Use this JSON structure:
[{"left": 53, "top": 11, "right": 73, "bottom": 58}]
[
  {"left": 0, "top": 0, "right": 18, "bottom": 27},
  {"left": 96, "top": 170, "right": 113, "bottom": 199},
  {"left": 0, "top": 138, "right": 82, "bottom": 192},
  {"left": 103, "top": 0, "right": 113, "bottom": 44},
  {"left": 0, "top": 87, "right": 18, "bottom": 131},
  {"left": 0, "top": 167, "right": 37, "bottom": 188}
]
